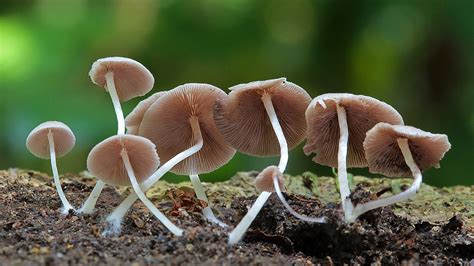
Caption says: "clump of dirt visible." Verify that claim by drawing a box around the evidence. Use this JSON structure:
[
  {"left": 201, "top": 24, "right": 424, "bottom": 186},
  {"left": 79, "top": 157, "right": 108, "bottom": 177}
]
[{"left": 0, "top": 169, "right": 473, "bottom": 265}]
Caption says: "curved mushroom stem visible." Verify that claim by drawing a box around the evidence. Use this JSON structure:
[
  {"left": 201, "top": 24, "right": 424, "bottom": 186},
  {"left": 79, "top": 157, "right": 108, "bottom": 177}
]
[
  {"left": 121, "top": 149, "right": 183, "bottom": 236},
  {"left": 103, "top": 117, "right": 204, "bottom": 235},
  {"left": 261, "top": 93, "right": 326, "bottom": 223},
  {"left": 47, "top": 131, "right": 75, "bottom": 214},
  {"left": 77, "top": 180, "right": 105, "bottom": 214},
  {"left": 335, "top": 104, "right": 351, "bottom": 216},
  {"left": 261, "top": 93, "right": 288, "bottom": 172},
  {"left": 229, "top": 93, "right": 310, "bottom": 245},
  {"left": 228, "top": 191, "right": 272, "bottom": 245},
  {"left": 189, "top": 174, "right": 227, "bottom": 227},
  {"left": 78, "top": 72, "right": 124, "bottom": 215},
  {"left": 272, "top": 176, "right": 326, "bottom": 223},
  {"left": 105, "top": 71, "right": 125, "bottom": 135},
  {"left": 345, "top": 138, "right": 422, "bottom": 223}
]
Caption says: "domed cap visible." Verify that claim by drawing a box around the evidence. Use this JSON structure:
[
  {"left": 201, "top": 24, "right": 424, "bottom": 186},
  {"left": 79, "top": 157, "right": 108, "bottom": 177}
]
[
  {"left": 26, "top": 121, "right": 76, "bottom": 159},
  {"left": 139, "top": 83, "right": 236, "bottom": 175},
  {"left": 87, "top": 135, "right": 160, "bottom": 186},
  {"left": 364, "top": 123, "right": 451, "bottom": 177},
  {"left": 89, "top": 57, "right": 155, "bottom": 102},
  {"left": 214, "top": 78, "right": 311, "bottom": 156},
  {"left": 125, "top": 92, "right": 165, "bottom": 135},
  {"left": 304, "top": 93, "right": 404, "bottom": 168},
  {"left": 255, "top": 165, "right": 285, "bottom": 193}
]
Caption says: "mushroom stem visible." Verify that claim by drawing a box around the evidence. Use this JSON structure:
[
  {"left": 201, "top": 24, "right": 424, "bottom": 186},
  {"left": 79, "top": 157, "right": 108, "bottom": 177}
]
[
  {"left": 77, "top": 180, "right": 105, "bottom": 214},
  {"left": 104, "top": 117, "right": 204, "bottom": 235},
  {"left": 336, "top": 104, "right": 351, "bottom": 213},
  {"left": 189, "top": 174, "right": 227, "bottom": 227},
  {"left": 261, "top": 93, "right": 288, "bottom": 172},
  {"left": 272, "top": 175, "right": 326, "bottom": 223},
  {"left": 262, "top": 93, "right": 326, "bottom": 223},
  {"left": 346, "top": 138, "right": 422, "bottom": 223},
  {"left": 105, "top": 71, "right": 125, "bottom": 135},
  {"left": 48, "top": 131, "right": 75, "bottom": 214},
  {"left": 228, "top": 191, "right": 272, "bottom": 245},
  {"left": 121, "top": 149, "right": 183, "bottom": 236}
]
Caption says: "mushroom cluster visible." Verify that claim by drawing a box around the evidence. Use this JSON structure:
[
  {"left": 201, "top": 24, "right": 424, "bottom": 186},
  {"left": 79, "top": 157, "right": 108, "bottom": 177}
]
[{"left": 26, "top": 56, "right": 451, "bottom": 245}]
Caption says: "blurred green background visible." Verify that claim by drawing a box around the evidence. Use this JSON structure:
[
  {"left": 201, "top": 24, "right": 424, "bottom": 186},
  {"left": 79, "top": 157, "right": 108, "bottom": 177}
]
[{"left": 1, "top": 0, "right": 473, "bottom": 186}]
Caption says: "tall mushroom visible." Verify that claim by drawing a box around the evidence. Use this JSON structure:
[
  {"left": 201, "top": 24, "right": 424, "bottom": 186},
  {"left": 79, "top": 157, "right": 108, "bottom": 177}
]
[
  {"left": 87, "top": 134, "right": 183, "bottom": 236},
  {"left": 214, "top": 78, "right": 324, "bottom": 245},
  {"left": 345, "top": 123, "right": 451, "bottom": 222},
  {"left": 79, "top": 57, "right": 155, "bottom": 214},
  {"left": 26, "top": 121, "right": 76, "bottom": 214},
  {"left": 304, "top": 93, "right": 404, "bottom": 221},
  {"left": 103, "top": 83, "right": 236, "bottom": 234}
]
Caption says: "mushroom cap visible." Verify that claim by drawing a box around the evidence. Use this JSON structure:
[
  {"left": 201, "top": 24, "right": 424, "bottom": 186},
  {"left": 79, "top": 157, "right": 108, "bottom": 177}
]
[
  {"left": 255, "top": 165, "right": 285, "bottom": 193},
  {"left": 26, "top": 121, "right": 76, "bottom": 159},
  {"left": 89, "top": 57, "right": 155, "bottom": 102},
  {"left": 304, "top": 93, "right": 404, "bottom": 168},
  {"left": 125, "top": 92, "right": 166, "bottom": 135},
  {"left": 139, "top": 83, "right": 236, "bottom": 175},
  {"left": 364, "top": 123, "right": 451, "bottom": 177},
  {"left": 87, "top": 134, "right": 160, "bottom": 186},
  {"left": 214, "top": 78, "right": 311, "bottom": 156}
]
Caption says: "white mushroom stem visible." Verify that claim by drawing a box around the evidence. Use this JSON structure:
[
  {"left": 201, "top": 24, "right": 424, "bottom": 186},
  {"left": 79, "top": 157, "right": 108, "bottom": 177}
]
[
  {"left": 105, "top": 71, "right": 125, "bottom": 135},
  {"left": 228, "top": 191, "right": 272, "bottom": 245},
  {"left": 261, "top": 93, "right": 288, "bottom": 172},
  {"left": 262, "top": 93, "right": 326, "bottom": 223},
  {"left": 189, "top": 174, "right": 227, "bottom": 227},
  {"left": 228, "top": 95, "right": 284, "bottom": 244},
  {"left": 336, "top": 104, "right": 351, "bottom": 214},
  {"left": 77, "top": 180, "right": 105, "bottom": 214},
  {"left": 48, "top": 131, "right": 75, "bottom": 214},
  {"left": 345, "top": 138, "right": 423, "bottom": 223},
  {"left": 121, "top": 149, "right": 183, "bottom": 236},
  {"left": 104, "top": 117, "right": 203, "bottom": 234},
  {"left": 78, "top": 72, "right": 124, "bottom": 215}
]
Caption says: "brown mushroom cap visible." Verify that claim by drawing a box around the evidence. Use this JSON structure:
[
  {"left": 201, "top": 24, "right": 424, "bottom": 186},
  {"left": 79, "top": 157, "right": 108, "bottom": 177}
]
[
  {"left": 139, "top": 83, "right": 236, "bottom": 175},
  {"left": 89, "top": 57, "right": 155, "bottom": 102},
  {"left": 214, "top": 78, "right": 311, "bottom": 156},
  {"left": 255, "top": 165, "right": 285, "bottom": 192},
  {"left": 125, "top": 92, "right": 166, "bottom": 135},
  {"left": 304, "top": 93, "right": 404, "bottom": 168},
  {"left": 364, "top": 123, "right": 451, "bottom": 177},
  {"left": 26, "top": 121, "right": 76, "bottom": 159},
  {"left": 87, "top": 135, "right": 160, "bottom": 186}
]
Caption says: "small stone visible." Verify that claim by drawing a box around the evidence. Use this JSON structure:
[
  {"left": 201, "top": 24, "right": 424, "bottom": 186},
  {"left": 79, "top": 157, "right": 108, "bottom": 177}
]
[{"left": 185, "top": 244, "right": 194, "bottom": 251}]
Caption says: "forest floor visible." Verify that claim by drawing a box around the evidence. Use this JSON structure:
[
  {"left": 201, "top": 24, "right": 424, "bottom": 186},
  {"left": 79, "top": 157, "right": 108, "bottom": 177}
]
[{"left": 0, "top": 169, "right": 473, "bottom": 265}]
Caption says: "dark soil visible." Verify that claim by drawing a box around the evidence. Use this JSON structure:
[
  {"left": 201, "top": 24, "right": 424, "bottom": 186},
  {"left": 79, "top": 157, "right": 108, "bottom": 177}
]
[{"left": 0, "top": 170, "right": 473, "bottom": 265}]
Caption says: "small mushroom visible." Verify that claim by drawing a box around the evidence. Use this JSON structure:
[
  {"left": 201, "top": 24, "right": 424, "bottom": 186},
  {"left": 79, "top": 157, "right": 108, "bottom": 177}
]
[
  {"left": 125, "top": 92, "right": 165, "bottom": 135},
  {"left": 79, "top": 57, "right": 155, "bottom": 214},
  {"left": 105, "top": 83, "right": 235, "bottom": 233},
  {"left": 87, "top": 134, "right": 183, "bottom": 236},
  {"left": 214, "top": 78, "right": 323, "bottom": 245},
  {"left": 26, "top": 121, "right": 76, "bottom": 214},
  {"left": 89, "top": 56, "right": 155, "bottom": 134},
  {"left": 304, "top": 93, "right": 403, "bottom": 220},
  {"left": 345, "top": 123, "right": 451, "bottom": 222}
]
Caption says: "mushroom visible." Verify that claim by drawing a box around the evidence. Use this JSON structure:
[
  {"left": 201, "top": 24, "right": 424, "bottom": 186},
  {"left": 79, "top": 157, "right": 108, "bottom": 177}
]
[
  {"left": 103, "top": 83, "right": 235, "bottom": 234},
  {"left": 125, "top": 92, "right": 165, "bottom": 135},
  {"left": 304, "top": 93, "right": 403, "bottom": 220},
  {"left": 87, "top": 134, "right": 183, "bottom": 236},
  {"left": 214, "top": 78, "right": 324, "bottom": 245},
  {"left": 345, "top": 123, "right": 451, "bottom": 222},
  {"left": 26, "top": 121, "right": 76, "bottom": 214},
  {"left": 79, "top": 57, "right": 155, "bottom": 214}
]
